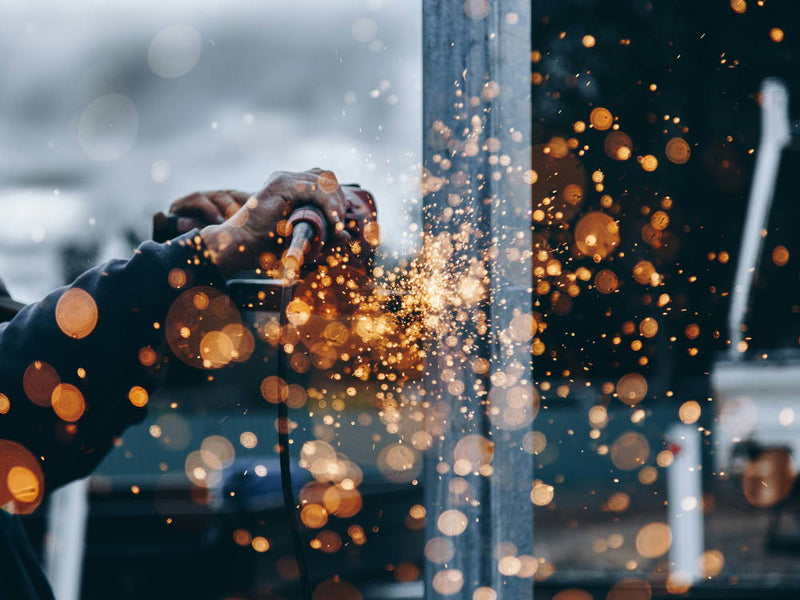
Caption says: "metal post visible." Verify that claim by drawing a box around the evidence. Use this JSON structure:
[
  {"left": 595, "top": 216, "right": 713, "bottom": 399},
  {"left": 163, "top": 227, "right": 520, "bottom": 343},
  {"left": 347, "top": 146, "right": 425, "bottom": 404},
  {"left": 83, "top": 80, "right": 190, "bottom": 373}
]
[
  {"left": 727, "top": 79, "right": 790, "bottom": 358},
  {"left": 45, "top": 478, "right": 90, "bottom": 600},
  {"left": 422, "top": 1, "right": 532, "bottom": 599},
  {"left": 666, "top": 424, "right": 704, "bottom": 587}
]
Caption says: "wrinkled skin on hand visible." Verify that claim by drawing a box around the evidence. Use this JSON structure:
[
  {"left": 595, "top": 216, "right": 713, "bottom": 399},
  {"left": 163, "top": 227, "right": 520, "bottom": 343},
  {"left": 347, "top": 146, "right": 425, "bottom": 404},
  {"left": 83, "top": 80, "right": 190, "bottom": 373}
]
[
  {"left": 165, "top": 169, "right": 377, "bottom": 277},
  {"left": 187, "top": 169, "right": 348, "bottom": 277}
]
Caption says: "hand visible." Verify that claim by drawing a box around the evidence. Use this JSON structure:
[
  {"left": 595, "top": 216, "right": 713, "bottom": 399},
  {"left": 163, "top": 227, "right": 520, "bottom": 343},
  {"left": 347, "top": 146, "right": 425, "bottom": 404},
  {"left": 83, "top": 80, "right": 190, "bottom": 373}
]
[
  {"left": 199, "top": 169, "right": 349, "bottom": 277},
  {"left": 153, "top": 190, "right": 250, "bottom": 241}
]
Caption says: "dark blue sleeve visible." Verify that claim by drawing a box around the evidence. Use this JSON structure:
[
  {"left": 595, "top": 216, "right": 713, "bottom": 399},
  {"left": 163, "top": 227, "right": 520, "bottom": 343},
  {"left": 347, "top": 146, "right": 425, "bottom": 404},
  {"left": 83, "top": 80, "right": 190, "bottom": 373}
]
[{"left": 0, "top": 230, "right": 226, "bottom": 493}]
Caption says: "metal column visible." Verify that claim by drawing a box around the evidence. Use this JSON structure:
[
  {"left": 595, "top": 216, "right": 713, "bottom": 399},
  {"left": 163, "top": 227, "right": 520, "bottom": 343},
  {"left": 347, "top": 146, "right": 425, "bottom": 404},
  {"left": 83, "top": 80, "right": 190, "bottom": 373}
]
[{"left": 422, "top": 1, "right": 532, "bottom": 598}]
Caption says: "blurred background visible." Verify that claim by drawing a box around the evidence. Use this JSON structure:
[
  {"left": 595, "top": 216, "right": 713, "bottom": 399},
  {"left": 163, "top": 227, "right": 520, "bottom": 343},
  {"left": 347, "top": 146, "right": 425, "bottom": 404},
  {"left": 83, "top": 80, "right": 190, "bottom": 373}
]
[
  {"left": 0, "top": 2, "right": 423, "bottom": 600},
  {"left": 0, "top": 0, "right": 422, "bottom": 303},
  {"left": 532, "top": 1, "right": 800, "bottom": 599}
]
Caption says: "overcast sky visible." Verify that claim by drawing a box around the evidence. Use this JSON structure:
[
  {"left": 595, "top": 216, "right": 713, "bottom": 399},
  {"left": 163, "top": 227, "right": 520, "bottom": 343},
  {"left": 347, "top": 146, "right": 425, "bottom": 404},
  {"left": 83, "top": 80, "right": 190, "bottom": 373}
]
[{"left": 0, "top": 0, "right": 421, "bottom": 301}]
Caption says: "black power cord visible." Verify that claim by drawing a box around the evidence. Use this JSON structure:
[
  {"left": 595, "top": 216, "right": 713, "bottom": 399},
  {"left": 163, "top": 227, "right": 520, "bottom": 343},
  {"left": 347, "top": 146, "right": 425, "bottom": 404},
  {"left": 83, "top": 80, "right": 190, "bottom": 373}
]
[{"left": 277, "top": 282, "right": 313, "bottom": 600}]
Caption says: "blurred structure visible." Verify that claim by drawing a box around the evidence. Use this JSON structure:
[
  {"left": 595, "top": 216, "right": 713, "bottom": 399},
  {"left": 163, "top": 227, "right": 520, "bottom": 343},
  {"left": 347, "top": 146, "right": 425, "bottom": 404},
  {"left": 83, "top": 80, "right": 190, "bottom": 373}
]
[
  {"left": 712, "top": 79, "right": 800, "bottom": 474},
  {"left": 531, "top": 2, "right": 800, "bottom": 598},
  {"left": 422, "top": 1, "right": 532, "bottom": 599}
]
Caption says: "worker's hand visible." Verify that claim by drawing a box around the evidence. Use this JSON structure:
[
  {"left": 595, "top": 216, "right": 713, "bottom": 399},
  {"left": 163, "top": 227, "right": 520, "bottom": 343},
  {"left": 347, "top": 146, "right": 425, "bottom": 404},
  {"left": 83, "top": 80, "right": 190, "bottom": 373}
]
[
  {"left": 153, "top": 190, "right": 249, "bottom": 241},
  {"left": 170, "top": 189, "right": 251, "bottom": 229},
  {"left": 199, "top": 169, "right": 348, "bottom": 277}
]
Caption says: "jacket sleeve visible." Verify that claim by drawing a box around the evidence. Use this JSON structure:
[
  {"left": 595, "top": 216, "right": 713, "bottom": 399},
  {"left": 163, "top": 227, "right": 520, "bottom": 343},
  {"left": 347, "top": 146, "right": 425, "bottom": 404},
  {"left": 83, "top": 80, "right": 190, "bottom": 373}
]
[{"left": 0, "top": 230, "right": 226, "bottom": 495}]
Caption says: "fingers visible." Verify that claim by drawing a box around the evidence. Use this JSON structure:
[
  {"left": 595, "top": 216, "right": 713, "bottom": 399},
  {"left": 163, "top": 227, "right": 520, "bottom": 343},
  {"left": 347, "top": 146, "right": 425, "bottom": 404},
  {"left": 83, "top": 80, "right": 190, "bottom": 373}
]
[
  {"left": 177, "top": 216, "right": 209, "bottom": 234},
  {"left": 258, "top": 169, "right": 349, "bottom": 245},
  {"left": 228, "top": 190, "right": 252, "bottom": 205},
  {"left": 195, "top": 171, "right": 366, "bottom": 276},
  {"left": 208, "top": 191, "right": 245, "bottom": 221},
  {"left": 170, "top": 190, "right": 250, "bottom": 225},
  {"left": 170, "top": 192, "right": 226, "bottom": 225}
]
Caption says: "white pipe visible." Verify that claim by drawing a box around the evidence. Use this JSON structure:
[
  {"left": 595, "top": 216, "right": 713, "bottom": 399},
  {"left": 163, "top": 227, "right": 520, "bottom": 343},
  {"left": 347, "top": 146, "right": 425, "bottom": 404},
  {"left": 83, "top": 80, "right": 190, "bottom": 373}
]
[
  {"left": 666, "top": 423, "right": 704, "bottom": 586},
  {"left": 45, "top": 478, "right": 90, "bottom": 600},
  {"left": 728, "top": 79, "right": 790, "bottom": 358}
]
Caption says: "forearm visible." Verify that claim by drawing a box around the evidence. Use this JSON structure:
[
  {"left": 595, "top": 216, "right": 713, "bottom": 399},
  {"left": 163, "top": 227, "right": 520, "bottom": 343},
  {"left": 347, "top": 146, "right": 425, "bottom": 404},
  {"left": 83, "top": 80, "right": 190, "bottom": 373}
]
[{"left": 0, "top": 231, "right": 226, "bottom": 495}]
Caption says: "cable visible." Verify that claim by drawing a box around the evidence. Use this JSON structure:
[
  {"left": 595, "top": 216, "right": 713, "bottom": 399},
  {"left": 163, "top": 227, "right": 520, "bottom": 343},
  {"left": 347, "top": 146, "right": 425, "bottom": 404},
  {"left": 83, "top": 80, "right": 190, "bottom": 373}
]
[
  {"left": 277, "top": 281, "right": 313, "bottom": 600},
  {"left": 157, "top": 202, "right": 332, "bottom": 598},
  {"left": 277, "top": 205, "right": 327, "bottom": 599},
  {"left": 222, "top": 204, "right": 329, "bottom": 599}
]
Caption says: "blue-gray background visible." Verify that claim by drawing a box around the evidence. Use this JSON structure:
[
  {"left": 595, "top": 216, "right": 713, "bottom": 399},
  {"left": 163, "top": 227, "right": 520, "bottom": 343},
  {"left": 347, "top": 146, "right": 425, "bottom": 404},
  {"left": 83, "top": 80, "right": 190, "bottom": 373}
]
[{"left": 0, "top": 0, "right": 421, "bottom": 302}]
